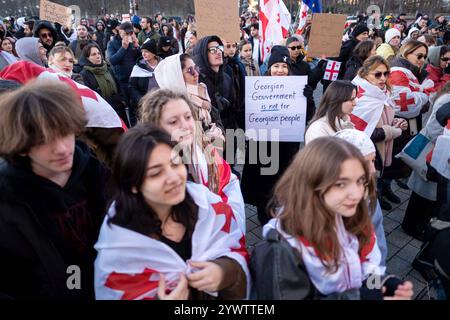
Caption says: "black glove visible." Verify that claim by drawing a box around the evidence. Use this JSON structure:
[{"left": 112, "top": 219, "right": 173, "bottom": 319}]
[{"left": 303, "top": 85, "right": 314, "bottom": 99}]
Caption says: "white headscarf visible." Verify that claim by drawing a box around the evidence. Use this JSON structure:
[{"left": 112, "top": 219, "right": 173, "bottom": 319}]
[{"left": 154, "top": 53, "right": 186, "bottom": 94}]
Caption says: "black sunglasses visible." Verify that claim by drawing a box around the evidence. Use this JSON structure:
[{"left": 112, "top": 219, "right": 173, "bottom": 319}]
[
  {"left": 370, "top": 71, "right": 390, "bottom": 79},
  {"left": 288, "top": 45, "right": 302, "bottom": 51},
  {"left": 185, "top": 65, "right": 200, "bottom": 76},
  {"left": 414, "top": 53, "right": 427, "bottom": 60},
  {"left": 441, "top": 57, "right": 449, "bottom": 62}
]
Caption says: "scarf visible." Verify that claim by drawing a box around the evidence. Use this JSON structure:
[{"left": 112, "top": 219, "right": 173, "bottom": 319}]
[
  {"left": 240, "top": 57, "right": 260, "bottom": 77},
  {"left": 49, "top": 63, "right": 73, "bottom": 78},
  {"left": 83, "top": 62, "right": 118, "bottom": 99},
  {"left": 94, "top": 182, "right": 249, "bottom": 300},
  {"left": 351, "top": 75, "right": 392, "bottom": 136},
  {"left": 263, "top": 217, "right": 385, "bottom": 296}
]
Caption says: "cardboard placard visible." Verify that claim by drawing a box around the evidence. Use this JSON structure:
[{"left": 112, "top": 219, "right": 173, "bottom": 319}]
[
  {"left": 39, "top": 0, "right": 72, "bottom": 27},
  {"left": 307, "top": 14, "right": 347, "bottom": 58},
  {"left": 245, "top": 76, "right": 307, "bottom": 142},
  {"left": 193, "top": 0, "right": 240, "bottom": 44}
]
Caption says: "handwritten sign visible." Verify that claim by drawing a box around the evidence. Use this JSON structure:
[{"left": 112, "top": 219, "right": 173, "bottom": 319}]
[
  {"left": 39, "top": 0, "right": 72, "bottom": 27},
  {"left": 193, "top": 0, "right": 240, "bottom": 44},
  {"left": 307, "top": 14, "right": 347, "bottom": 58},
  {"left": 245, "top": 76, "right": 307, "bottom": 142}
]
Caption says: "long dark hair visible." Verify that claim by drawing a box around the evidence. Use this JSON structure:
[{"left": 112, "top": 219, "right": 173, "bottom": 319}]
[
  {"left": 108, "top": 124, "right": 198, "bottom": 239},
  {"left": 308, "top": 80, "right": 357, "bottom": 131}
]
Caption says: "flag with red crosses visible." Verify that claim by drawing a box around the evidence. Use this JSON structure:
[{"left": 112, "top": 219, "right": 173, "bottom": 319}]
[
  {"left": 350, "top": 76, "right": 390, "bottom": 136},
  {"left": 95, "top": 182, "right": 250, "bottom": 300},
  {"left": 0, "top": 61, "right": 127, "bottom": 131}
]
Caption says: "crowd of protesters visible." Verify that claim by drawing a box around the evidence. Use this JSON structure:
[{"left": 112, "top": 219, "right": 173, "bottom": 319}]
[{"left": 0, "top": 7, "right": 449, "bottom": 301}]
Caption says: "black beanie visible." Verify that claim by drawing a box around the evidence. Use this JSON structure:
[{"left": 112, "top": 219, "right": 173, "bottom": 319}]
[
  {"left": 351, "top": 24, "right": 370, "bottom": 38},
  {"left": 268, "top": 45, "right": 291, "bottom": 70},
  {"left": 141, "top": 39, "right": 158, "bottom": 54}
]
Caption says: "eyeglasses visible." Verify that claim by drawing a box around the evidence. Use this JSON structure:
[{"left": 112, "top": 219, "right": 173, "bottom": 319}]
[
  {"left": 226, "top": 43, "right": 237, "bottom": 49},
  {"left": 413, "top": 53, "right": 427, "bottom": 60},
  {"left": 370, "top": 71, "right": 390, "bottom": 79},
  {"left": 441, "top": 57, "right": 449, "bottom": 62},
  {"left": 40, "top": 32, "right": 53, "bottom": 39},
  {"left": 288, "top": 45, "right": 302, "bottom": 51},
  {"left": 184, "top": 65, "right": 200, "bottom": 76},
  {"left": 207, "top": 46, "right": 224, "bottom": 54}
]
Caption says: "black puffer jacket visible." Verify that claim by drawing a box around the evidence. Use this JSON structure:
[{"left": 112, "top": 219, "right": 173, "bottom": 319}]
[{"left": 193, "top": 36, "right": 237, "bottom": 130}]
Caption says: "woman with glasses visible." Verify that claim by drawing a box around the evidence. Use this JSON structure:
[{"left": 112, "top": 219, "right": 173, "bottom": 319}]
[
  {"left": 350, "top": 56, "right": 408, "bottom": 211},
  {"left": 155, "top": 53, "right": 225, "bottom": 147},
  {"left": 425, "top": 45, "right": 450, "bottom": 95},
  {"left": 129, "top": 39, "right": 162, "bottom": 126}
]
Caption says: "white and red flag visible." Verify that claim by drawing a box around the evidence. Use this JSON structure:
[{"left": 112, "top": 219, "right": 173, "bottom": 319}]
[
  {"left": 0, "top": 61, "right": 127, "bottom": 131},
  {"left": 350, "top": 75, "right": 392, "bottom": 136},
  {"left": 323, "top": 60, "right": 342, "bottom": 81},
  {"left": 295, "top": 1, "right": 309, "bottom": 35},
  {"left": 259, "top": 0, "right": 290, "bottom": 62},
  {"left": 388, "top": 66, "right": 431, "bottom": 119},
  {"left": 94, "top": 182, "right": 250, "bottom": 300}
]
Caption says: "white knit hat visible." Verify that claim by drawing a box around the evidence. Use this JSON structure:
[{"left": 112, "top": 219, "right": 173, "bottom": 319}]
[
  {"left": 385, "top": 28, "right": 401, "bottom": 44},
  {"left": 334, "top": 129, "right": 376, "bottom": 156}
]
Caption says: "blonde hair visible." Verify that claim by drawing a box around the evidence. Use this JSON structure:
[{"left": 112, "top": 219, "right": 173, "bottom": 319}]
[
  {"left": 0, "top": 81, "right": 86, "bottom": 163},
  {"left": 139, "top": 89, "right": 221, "bottom": 193},
  {"left": 399, "top": 39, "right": 428, "bottom": 59}
]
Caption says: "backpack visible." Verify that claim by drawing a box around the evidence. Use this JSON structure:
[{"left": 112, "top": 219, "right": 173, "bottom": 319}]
[{"left": 249, "top": 228, "right": 315, "bottom": 300}]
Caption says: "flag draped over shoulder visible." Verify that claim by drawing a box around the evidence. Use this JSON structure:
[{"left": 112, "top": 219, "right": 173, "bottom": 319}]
[
  {"left": 94, "top": 182, "right": 250, "bottom": 300},
  {"left": 0, "top": 61, "right": 127, "bottom": 131},
  {"left": 350, "top": 75, "right": 392, "bottom": 137}
]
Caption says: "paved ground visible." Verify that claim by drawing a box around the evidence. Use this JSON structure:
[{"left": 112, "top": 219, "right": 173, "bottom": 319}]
[{"left": 243, "top": 180, "right": 437, "bottom": 300}]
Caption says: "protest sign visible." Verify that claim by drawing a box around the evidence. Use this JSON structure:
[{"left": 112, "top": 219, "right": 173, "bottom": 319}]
[
  {"left": 307, "top": 14, "right": 346, "bottom": 58},
  {"left": 39, "top": 0, "right": 72, "bottom": 27},
  {"left": 122, "top": 14, "right": 131, "bottom": 22},
  {"left": 193, "top": 0, "right": 241, "bottom": 44},
  {"left": 245, "top": 76, "right": 307, "bottom": 142}
]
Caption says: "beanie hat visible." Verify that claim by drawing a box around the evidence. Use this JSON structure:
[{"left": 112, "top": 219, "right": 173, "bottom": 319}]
[
  {"left": 267, "top": 45, "right": 291, "bottom": 70},
  {"left": 159, "top": 36, "right": 172, "bottom": 47},
  {"left": 351, "top": 24, "right": 369, "bottom": 38},
  {"left": 141, "top": 39, "right": 158, "bottom": 55},
  {"left": 334, "top": 129, "right": 376, "bottom": 156},
  {"left": 385, "top": 28, "right": 401, "bottom": 44}
]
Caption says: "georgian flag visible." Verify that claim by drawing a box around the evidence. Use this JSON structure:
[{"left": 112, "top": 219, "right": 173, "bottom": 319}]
[
  {"left": 323, "top": 60, "right": 342, "bottom": 81},
  {"left": 389, "top": 66, "right": 431, "bottom": 119},
  {"left": 350, "top": 75, "right": 392, "bottom": 136},
  {"left": 0, "top": 61, "right": 127, "bottom": 131},
  {"left": 264, "top": 216, "right": 384, "bottom": 296},
  {"left": 295, "top": 1, "right": 309, "bottom": 35},
  {"left": 94, "top": 182, "right": 250, "bottom": 300},
  {"left": 259, "top": 0, "right": 288, "bottom": 62}
]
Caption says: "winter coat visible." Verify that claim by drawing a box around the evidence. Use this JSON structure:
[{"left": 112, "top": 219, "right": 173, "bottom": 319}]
[
  {"left": 129, "top": 58, "right": 160, "bottom": 110},
  {"left": 425, "top": 46, "right": 450, "bottom": 94},
  {"left": 106, "top": 35, "right": 141, "bottom": 85},
  {"left": 305, "top": 116, "right": 355, "bottom": 144},
  {"left": 193, "top": 36, "right": 237, "bottom": 130},
  {"left": 343, "top": 55, "right": 363, "bottom": 81},
  {"left": 94, "top": 21, "right": 106, "bottom": 53},
  {"left": 408, "top": 93, "right": 450, "bottom": 201},
  {"left": 0, "top": 141, "right": 109, "bottom": 300},
  {"left": 137, "top": 29, "right": 160, "bottom": 46},
  {"left": 224, "top": 55, "right": 247, "bottom": 129}
]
